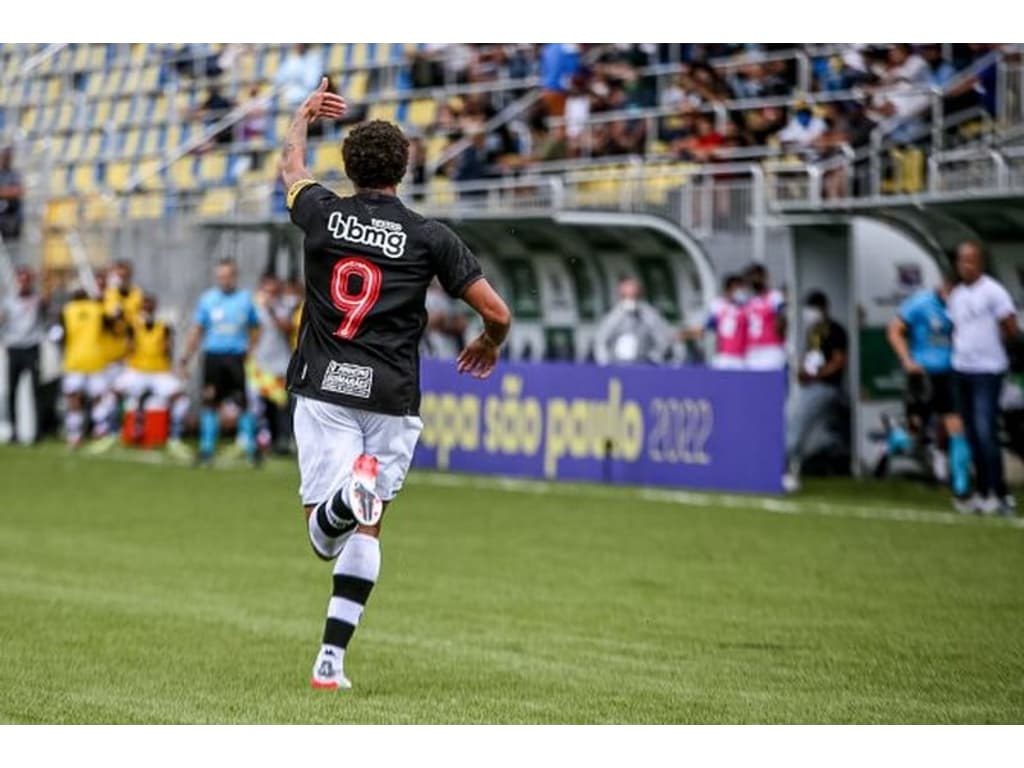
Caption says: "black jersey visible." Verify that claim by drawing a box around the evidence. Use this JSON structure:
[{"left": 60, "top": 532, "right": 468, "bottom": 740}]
[{"left": 286, "top": 183, "right": 483, "bottom": 416}]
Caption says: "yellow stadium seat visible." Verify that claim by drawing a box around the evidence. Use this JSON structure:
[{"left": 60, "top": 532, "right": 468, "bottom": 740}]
[
  {"left": 261, "top": 48, "right": 281, "bottom": 77},
  {"left": 425, "top": 135, "right": 448, "bottom": 165},
  {"left": 351, "top": 44, "right": 368, "bottom": 68},
  {"left": 130, "top": 43, "right": 147, "bottom": 65},
  {"left": 198, "top": 187, "right": 236, "bottom": 218},
  {"left": 368, "top": 102, "right": 397, "bottom": 123},
  {"left": 88, "top": 46, "right": 106, "bottom": 69},
  {"left": 72, "top": 163, "right": 98, "bottom": 193},
  {"left": 122, "top": 68, "right": 142, "bottom": 93},
  {"left": 43, "top": 233, "right": 73, "bottom": 268},
  {"left": 106, "top": 160, "right": 132, "bottom": 192},
  {"left": 101, "top": 69, "right": 123, "bottom": 98},
  {"left": 86, "top": 70, "right": 107, "bottom": 96},
  {"left": 427, "top": 176, "right": 455, "bottom": 206},
  {"left": 20, "top": 107, "right": 38, "bottom": 134},
  {"left": 141, "top": 129, "right": 161, "bottom": 157},
  {"left": 83, "top": 195, "right": 118, "bottom": 222},
  {"left": 165, "top": 123, "right": 182, "bottom": 151},
  {"left": 122, "top": 129, "right": 141, "bottom": 157},
  {"left": 198, "top": 152, "right": 229, "bottom": 184},
  {"left": 347, "top": 72, "right": 368, "bottom": 100},
  {"left": 72, "top": 45, "right": 91, "bottom": 70},
  {"left": 312, "top": 143, "right": 343, "bottom": 177},
  {"left": 129, "top": 193, "right": 164, "bottom": 220},
  {"left": 150, "top": 94, "right": 168, "bottom": 122},
  {"left": 327, "top": 44, "right": 344, "bottom": 72},
  {"left": 92, "top": 99, "right": 112, "bottom": 126},
  {"left": 134, "top": 158, "right": 164, "bottom": 190},
  {"left": 141, "top": 65, "right": 159, "bottom": 91},
  {"left": 112, "top": 98, "right": 134, "bottom": 126},
  {"left": 81, "top": 132, "right": 103, "bottom": 160},
  {"left": 46, "top": 78, "right": 61, "bottom": 102},
  {"left": 65, "top": 133, "right": 85, "bottom": 162},
  {"left": 409, "top": 99, "right": 437, "bottom": 128},
  {"left": 168, "top": 157, "right": 197, "bottom": 191},
  {"left": 48, "top": 168, "right": 69, "bottom": 198},
  {"left": 44, "top": 197, "right": 77, "bottom": 229},
  {"left": 55, "top": 103, "right": 74, "bottom": 131}
]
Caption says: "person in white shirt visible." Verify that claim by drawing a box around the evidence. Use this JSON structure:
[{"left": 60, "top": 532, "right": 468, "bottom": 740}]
[
  {"left": 275, "top": 45, "right": 324, "bottom": 109},
  {"left": 0, "top": 265, "right": 46, "bottom": 443},
  {"left": 593, "top": 278, "right": 672, "bottom": 366},
  {"left": 776, "top": 100, "right": 827, "bottom": 153},
  {"left": 947, "top": 240, "right": 1020, "bottom": 516}
]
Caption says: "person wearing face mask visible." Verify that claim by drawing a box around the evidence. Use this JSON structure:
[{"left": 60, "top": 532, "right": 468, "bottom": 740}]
[
  {"left": 704, "top": 274, "right": 749, "bottom": 370},
  {"left": 1, "top": 265, "right": 46, "bottom": 443},
  {"left": 782, "top": 290, "right": 848, "bottom": 492},
  {"left": 593, "top": 277, "right": 673, "bottom": 366},
  {"left": 776, "top": 98, "right": 828, "bottom": 157}
]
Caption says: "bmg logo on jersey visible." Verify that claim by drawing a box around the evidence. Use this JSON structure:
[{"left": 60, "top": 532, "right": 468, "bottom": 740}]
[
  {"left": 321, "top": 360, "right": 374, "bottom": 399},
  {"left": 326, "top": 212, "right": 407, "bottom": 259}
]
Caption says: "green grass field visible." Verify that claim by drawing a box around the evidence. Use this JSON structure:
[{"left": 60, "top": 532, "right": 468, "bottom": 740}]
[{"left": 1, "top": 443, "right": 1022, "bottom": 724}]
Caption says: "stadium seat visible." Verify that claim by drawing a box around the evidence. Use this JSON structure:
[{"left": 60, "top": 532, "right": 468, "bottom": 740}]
[
  {"left": 197, "top": 152, "right": 229, "bottom": 185},
  {"left": 43, "top": 232, "right": 73, "bottom": 268},
  {"left": 347, "top": 72, "right": 368, "bottom": 101},
  {"left": 83, "top": 194, "right": 119, "bottom": 222},
  {"left": 128, "top": 192, "right": 164, "bottom": 220},
  {"left": 112, "top": 98, "right": 136, "bottom": 127},
  {"left": 140, "top": 65, "right": 160, "bottom": 92},
  {"left": 368, "top": 102, "right": 398, "bottom": 123},
  {"left": 408, "top": 99, "right": 437, "bottom": 128},
  {"left": 71, "top": 162, "right": 99, "bottom": 193},
  {"left": 91, "top": 98, "right": 113, "bottom": 127},
  {"left": 81, "top": 132, "right": 103, "bottom": 161},
  {"left": 122, "top": 128, "right": 142, "bottom": 158},
  {"left": 106, "top": 160, "right": 132, "bottom": 192},
  {"left": 312, "top": 143, "right": 343, "bottom": 178},
  {"left": 134, "top": 158, "right": 165, "bottom": 190},
  {"left": 168, "top": 157, "right": 198, "bottom": 191},
  {"left": 198, "top": 187, "right": 236, "bottom": 218},
  {"left": 47, "top": 168, "right": 70, "bottom": 199}
]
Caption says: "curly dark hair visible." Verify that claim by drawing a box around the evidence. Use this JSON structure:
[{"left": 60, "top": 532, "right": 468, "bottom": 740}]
[{"left": 342, "top": 120, "right": 410, "bottom": 190}]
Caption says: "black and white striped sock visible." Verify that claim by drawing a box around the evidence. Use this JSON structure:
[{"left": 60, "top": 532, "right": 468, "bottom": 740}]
[
  {"left": 321, "top": 533, "right": 380, "bottom": 659},
  {"left": 308, "top": 489, "right": 357, "bottom": 557}
]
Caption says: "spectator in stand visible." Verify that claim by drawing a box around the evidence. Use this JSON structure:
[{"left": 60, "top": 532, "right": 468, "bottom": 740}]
[
  {"left": 868, "top": 44, "right": 931, "bottom": 143},
  {"left": 783, "top": 290, "right": 849, "bottom": 492},
  {"left": 948, "top": 240, "right": 1020, "bottom": 516},
  {"left": 742, "top": 263, "right": 787, "bottom": 370},
  {"left": 921, "top": 44, "right": 957, "bottom": 88},
  {"left": 275, "top": 44, "right": 323, "bottom": 109},
  {"left": 1, "top": 266, "right": 46, "bottom": 443},
  {"left": 0, "top": 147, "right": 23, "bottom": 244},
  {"left": 594, "top": 277, "right": 673, "bottom": 366},
  {"left": 192, "top": 84, "right": 234, "bottom": 150},
  {"left": 540, "top": 44, "right": 582, "bottom": 118},
  {"left": 673, "top": 115, "right": 723, "bottom": 162},
  {"left": 453, "top": 129, "right": 492, "bottom": 183},
  {"left": 776, "top": 99, "right": 828, "bottom": 155}
]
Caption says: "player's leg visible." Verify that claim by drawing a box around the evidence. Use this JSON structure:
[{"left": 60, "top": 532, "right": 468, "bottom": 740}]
[
  {"left": 86, "top": 374, "right": 117, "bottom": 451},
  {"left": 61, "top": 375, "right": 86, "bottom": 447},
  {"left": 294, "top": 396, "right": 365, "bottom": 561},
  {"left": 197, "top": 355, "right": 221, "bottom": 463},
  {"left": 232, "top": 355, "right": 257, "bottom": 462},
  {"left": 116, "top": 369, "right": 146, "bottom": 444},
  {"left": 310, "top": 411, "right": 423, "bottom": 691}
]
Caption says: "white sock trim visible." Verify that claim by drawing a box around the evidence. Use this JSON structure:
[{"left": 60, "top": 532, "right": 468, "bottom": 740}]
[{"left": 328, "top": 596, "right": 365, "bottom": 626}]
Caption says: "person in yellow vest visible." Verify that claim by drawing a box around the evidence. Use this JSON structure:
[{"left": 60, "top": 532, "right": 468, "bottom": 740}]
[
  {"left": 114, "top": 294, "right": 192, "bottom": 459},
  {"left": 59, "top": 286, "right": 114, "bottom": 448}
]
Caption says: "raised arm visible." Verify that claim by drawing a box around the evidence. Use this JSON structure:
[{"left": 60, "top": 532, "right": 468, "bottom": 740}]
[
  {"left": 279, "top": 77, "right": 346, "bottom": 191},
  {"left": 456, "top": 278, "right": 511, "bottom": 379}
]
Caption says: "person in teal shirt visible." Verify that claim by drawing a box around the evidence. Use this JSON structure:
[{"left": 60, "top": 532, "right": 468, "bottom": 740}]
[{"left": 887, "top": 273, "right": 970, "bottom": 502}]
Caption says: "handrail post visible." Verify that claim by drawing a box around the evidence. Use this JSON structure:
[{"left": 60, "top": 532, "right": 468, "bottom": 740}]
[
  {"left": 796, "top": 51, "right": 810, "bottom": 93},
  {"left": 750, "top": 164, "right": 766, "bottom": 265},
  {"left": 927, "top": 153, "right": 941, "bottom": 194},
  {"left": 869, "top": 128, "right": 883, "bottom": 198},
  {"left": 931, "top": 87, "right": 943, "bottom": 152},
  {"left": 991, "top": 149, "right": 1009, "bottom": 189}
]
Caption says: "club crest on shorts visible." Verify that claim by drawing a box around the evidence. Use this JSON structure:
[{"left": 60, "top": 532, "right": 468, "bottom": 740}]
[{"left": 321, "top": 361, "right": 373, "bottom": 399}]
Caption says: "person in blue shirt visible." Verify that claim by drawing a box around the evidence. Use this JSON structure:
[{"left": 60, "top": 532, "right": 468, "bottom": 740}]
[
  {"left": 178, "top": 257, "right": 260, "bottom": 465},
  {"left": 887, "top": 273, "right": 970, "bottom": 501}
]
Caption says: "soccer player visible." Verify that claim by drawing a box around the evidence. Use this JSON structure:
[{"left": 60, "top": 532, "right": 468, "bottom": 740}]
[
  {"left": 115, "top": 293, "right": 191, "bottom": 458},
  {"left": 742, "top": 263, "right": 787, "bottom": 370},
  {"left": 886, "top": 272, "right": 970, "bottom": 504},
  {"left": 705, "top": 274, "right": 749, "bottom": 370},
  {"left": 177, "top": 258, "right": 261, "bottom": 465},
  {"left": 58, "top": 286, "right": 112, "bottom": 448},
  {"left": 280, "top": 79, "right": 511, "bottom": 690}
]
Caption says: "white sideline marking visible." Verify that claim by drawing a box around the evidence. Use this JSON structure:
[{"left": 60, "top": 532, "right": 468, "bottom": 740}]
[{"left": 27, "top": 446, "right": 1024, "bottom": 530}]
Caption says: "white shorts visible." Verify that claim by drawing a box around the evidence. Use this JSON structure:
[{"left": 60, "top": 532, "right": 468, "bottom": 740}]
[
  {"left": 711, "top": 354, "right": 746, "bottom": 370},
  {"left": 115, "top": 368, "right": 183, "bottom": 400},
  {"left": 62, "top": 372, "right": 109, "bottom": 399},
  {"left": 103, "top": 362, "right": 125, "bottom": 389},
  {"left": 293, "top": 395, "right": 423, "bottom": 505},
  {"left": 745, "top": 346, "right": 788, "bottom": 371}
]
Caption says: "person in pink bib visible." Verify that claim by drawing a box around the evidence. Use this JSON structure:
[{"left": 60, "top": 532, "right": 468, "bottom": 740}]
[
  {"left": 706, "top": 274, "right": 749, "bottom": 370},
  {"left": 742, "top": 263, "right": 787, "bottom": 370}
]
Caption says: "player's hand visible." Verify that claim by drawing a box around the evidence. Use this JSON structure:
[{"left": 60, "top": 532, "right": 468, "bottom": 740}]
[
  {"left": 456, "top": 333, "right": 500, "bottom": 379},
  {"left": 175, "top": 358, "right": 191, "bottom": 381},
  {"left": 902, "top": 359, "right": 924, "bottom": 375},
  {"left": 299, "top": 78, "right": 347, "bottom": 124}
]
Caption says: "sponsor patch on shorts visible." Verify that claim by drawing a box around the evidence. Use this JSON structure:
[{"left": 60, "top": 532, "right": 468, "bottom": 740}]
[{"left": 321, "top": 361, "right": 373, "bottom": 399}]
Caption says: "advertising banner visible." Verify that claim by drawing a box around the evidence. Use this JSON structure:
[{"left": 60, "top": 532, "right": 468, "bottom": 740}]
[{"left": 414, "top": 360, "right": 786, "bottom": 493}]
